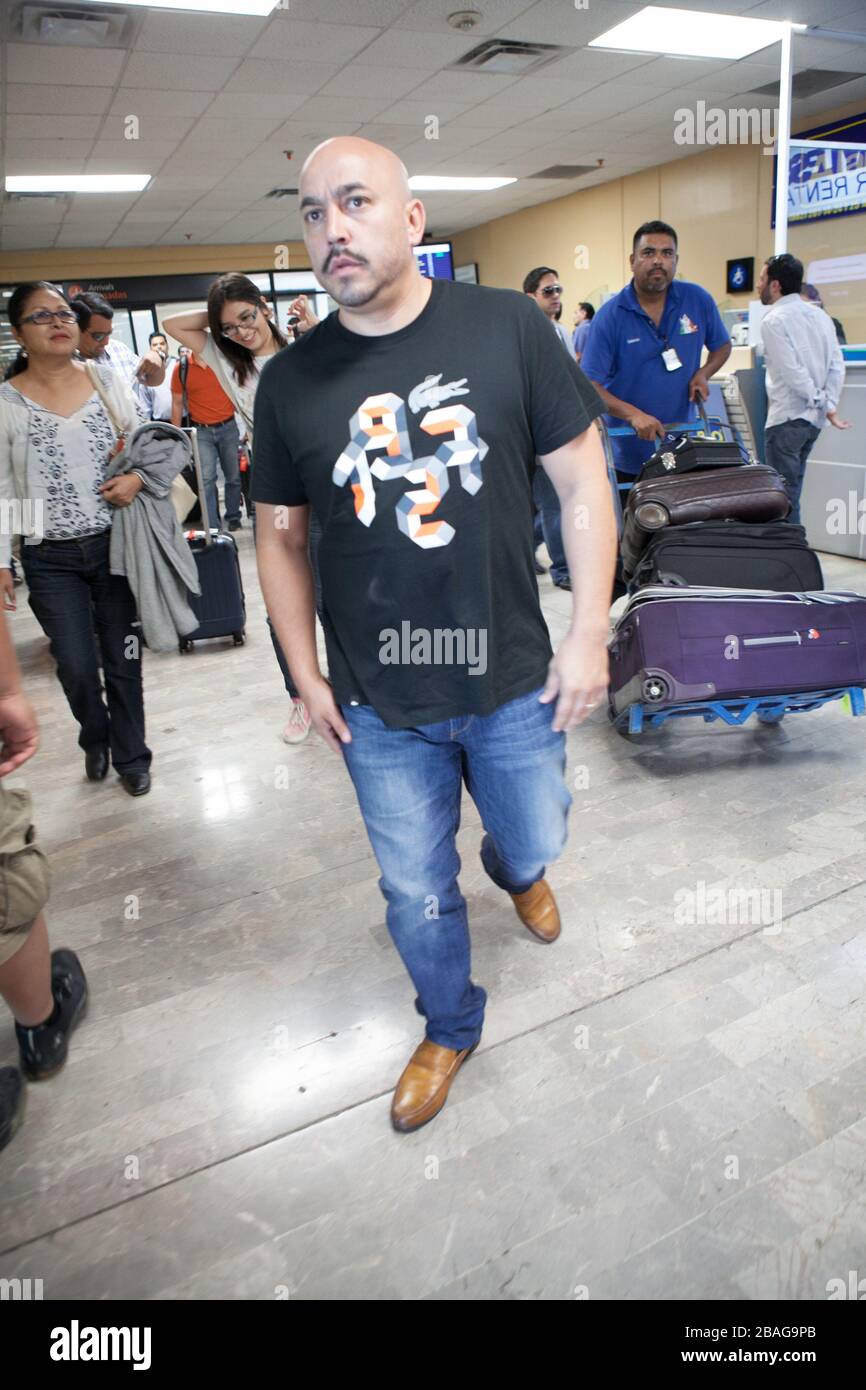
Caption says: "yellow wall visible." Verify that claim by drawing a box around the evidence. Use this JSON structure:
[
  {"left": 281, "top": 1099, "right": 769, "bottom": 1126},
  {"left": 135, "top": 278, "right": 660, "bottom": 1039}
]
[
  {"left": 0, "top": 242, "right": 310, "bottom": 282},
  {"left": 452, "top": 97, "right": 866, "bottom": 342}
]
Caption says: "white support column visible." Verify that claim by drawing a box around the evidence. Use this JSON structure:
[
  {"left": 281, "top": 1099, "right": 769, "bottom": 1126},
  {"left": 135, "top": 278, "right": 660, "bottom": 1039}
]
[{"left": 774, "top": 22, "right": 794, "bottom": 255}]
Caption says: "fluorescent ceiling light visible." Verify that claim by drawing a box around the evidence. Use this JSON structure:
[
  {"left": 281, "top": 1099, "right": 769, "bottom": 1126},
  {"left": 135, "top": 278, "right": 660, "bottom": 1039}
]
[
  {"left": 6, "top": 175, "right": 151, "bottom": 193},
  {"left": 590, "top": 6, "right": 796, "bottom": 61},
  {"left": 409, "top": 176, "right": 517, "bottom": 191},
  {"left": 83, "top": 0, "right": 279, "bottom": 13}
]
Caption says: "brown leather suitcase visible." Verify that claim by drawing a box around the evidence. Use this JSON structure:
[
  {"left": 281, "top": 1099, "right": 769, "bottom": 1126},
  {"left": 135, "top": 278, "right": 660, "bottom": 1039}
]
[{"left": 621, "top": 464, "right": 790, "bottom": 580}]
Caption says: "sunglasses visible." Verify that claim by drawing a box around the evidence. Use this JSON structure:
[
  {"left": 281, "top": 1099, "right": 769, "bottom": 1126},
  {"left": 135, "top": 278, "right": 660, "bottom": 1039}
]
[
  {"left": 22, "top": 308, "right": 78, "bottom": 326},
  {"left": 88, "top": 330, "right": 111, "bottom": 343},
  {"left": 220, "top": 306, "right": 260, "bottom": 340},
  {"left": 540, "top": 284, "right": 563, "bottom": 297}
]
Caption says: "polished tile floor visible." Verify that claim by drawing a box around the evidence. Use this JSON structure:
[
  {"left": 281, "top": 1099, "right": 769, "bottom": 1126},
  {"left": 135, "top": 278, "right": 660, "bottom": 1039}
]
[{"left": 1, "top": 528, "right": 865, "bottom": 1300}]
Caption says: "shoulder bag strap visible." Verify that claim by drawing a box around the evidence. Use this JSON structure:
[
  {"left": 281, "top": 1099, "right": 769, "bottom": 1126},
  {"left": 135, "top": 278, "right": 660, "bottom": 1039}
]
[{"left": 84, "top": 360, "right": 130, "bottom": 453}]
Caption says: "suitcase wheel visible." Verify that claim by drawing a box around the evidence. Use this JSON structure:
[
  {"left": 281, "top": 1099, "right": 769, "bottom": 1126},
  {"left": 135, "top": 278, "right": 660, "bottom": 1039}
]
[
  {"left": 232, "top": 632, "right": 245, "bottom": 647},
  {"left": 634, "top": 501, "right": 670, "bottom": 530},
  {"left": 179, "top": 638, "right": 193, "bottom": 654},
  {"left": 642, "top": 676, "right": 669, "bottom": 703},
  {"left": 757, "top": 711, "right": 783, "bottom": 725}
]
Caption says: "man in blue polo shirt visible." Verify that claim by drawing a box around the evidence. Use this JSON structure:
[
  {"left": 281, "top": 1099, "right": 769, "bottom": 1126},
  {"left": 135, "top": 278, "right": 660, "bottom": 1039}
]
[{"left": 581, "top": 220, "right": 731, "bottom": 478}]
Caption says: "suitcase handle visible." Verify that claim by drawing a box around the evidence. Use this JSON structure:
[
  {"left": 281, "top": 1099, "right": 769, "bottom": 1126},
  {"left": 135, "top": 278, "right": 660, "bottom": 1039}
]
[{"left": 182, "top": 427, "right": 212, "bottom": 548}]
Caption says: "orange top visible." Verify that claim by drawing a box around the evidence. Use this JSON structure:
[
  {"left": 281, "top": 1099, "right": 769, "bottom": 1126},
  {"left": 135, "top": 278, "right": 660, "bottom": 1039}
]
[{"left": 171, "top": 356, "right": 235, "bottom": 425}]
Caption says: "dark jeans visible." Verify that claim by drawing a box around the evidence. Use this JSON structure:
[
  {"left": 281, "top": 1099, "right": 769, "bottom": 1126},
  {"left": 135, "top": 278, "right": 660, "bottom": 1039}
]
[
  {"left": 533, "top": 466, "right": 568, "bottom": 583},
  {"left": 21, "top": 531, "right": 151, "bottom": 774},
  {"left": 764, "top": 417, "right": 821, "bottom": 527},
  {"left": 195, "top": 418, "right": 241, "bottom": 528},
  {"left": 341, "top": 686, "right": 571, "bottom": 1050}
]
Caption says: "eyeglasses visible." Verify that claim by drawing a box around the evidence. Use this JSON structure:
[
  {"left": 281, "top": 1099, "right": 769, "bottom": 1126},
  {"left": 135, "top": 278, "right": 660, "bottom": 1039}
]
[
  {"left": 540, "top": 284, "right": 563, "bottom": 297},
  {"left": 88, "top": 331, "right": 111, "bottom": 343},
  {"left": 220, "top": 307, "right": 259, "bottom": 340},
  {"left": 21, "top": 308, "right": 78, "bottom": 326}
]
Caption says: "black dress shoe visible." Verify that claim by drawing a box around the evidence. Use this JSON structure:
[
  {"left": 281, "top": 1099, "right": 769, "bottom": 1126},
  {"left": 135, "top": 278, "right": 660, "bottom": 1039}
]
[
  {"left": 85, "top": 747, "right": 109, "bottom": 781},
  {"left": 15, "top": 950, "right": 88, "bottom": 1082},
  {"left": 0, "top": 1068, "right": 25, "bottom": 1151},
  {"left": 119, "top": 771, "right": 151, "bottom": 797},
  {"left": 554, "top": 577, "right": 573, "bottom": 592}
]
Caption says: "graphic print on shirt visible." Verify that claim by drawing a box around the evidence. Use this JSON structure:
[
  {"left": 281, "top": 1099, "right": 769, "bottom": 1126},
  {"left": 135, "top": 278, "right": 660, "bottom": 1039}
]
[{"left": 332, "top": 374, "right": 488, "bottom": 549}]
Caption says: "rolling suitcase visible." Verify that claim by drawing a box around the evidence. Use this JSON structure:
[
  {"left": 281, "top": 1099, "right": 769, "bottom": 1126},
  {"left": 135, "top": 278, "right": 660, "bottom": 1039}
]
[
  {"left": 631, "top": 520, "right": 824, "bottom": 592},
  {"left": 608, "top": 587, "right": 866, "bottom": 717},
  {"left": 621, "top": 464, "right": 790, "bottom": 579},
  {"left": 178, "top": 427, "right": 246, "bottom": 652}
]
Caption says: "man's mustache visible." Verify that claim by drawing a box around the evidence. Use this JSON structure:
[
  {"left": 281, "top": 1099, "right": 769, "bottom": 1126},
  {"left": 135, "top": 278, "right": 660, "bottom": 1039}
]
[{"left": 324, "top": 251, "right": 368, "bottom": 271}]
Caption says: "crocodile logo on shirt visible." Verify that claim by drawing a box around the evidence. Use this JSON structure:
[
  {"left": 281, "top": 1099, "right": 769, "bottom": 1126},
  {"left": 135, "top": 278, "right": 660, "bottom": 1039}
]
[{"left": 332, "top": 379, "right": 488, "bottom": 550}]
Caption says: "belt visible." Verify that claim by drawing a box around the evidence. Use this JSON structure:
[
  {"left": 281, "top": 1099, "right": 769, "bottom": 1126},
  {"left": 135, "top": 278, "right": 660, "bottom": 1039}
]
[{"left": 190, "top": 416, "right": 234, "bottom": 429}]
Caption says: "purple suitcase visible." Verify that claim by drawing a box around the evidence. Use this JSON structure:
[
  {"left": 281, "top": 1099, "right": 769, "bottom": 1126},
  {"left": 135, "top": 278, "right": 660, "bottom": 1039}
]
[{"left": 608, "top": 587, "right": 866, "bottom": 716}]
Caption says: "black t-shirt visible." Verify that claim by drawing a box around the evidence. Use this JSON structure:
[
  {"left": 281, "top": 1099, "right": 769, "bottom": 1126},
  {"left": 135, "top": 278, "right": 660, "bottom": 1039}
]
[{"left": 251, "top": 278, "right": 602, "bottom": 729}]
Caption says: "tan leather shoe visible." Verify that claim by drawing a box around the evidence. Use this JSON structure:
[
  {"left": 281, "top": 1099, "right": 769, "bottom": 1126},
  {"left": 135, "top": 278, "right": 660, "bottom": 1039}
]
[
  {"left": 510, "top": 878, "right": 561, "bottom": 943},
  {"left": 391, "top": 1038, "right": 477, "bottom": 1133}
]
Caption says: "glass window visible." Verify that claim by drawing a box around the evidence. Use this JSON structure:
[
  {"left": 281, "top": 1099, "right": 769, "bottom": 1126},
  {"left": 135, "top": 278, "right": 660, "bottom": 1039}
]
[
  {"left": 130, "top": 307, "right": 156, "bottom": 356},
  {"left": 110, "top": 309, "right": 136, "bottom": 355},
  {"left": 241, "top": 272, "right": 272, "bottom": 293}
]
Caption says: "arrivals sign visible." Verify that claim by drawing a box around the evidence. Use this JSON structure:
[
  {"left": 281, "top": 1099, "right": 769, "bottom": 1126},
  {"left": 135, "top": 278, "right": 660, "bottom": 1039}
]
[{"left": 59, "top": 274, "right": 243, "bottom": 305}]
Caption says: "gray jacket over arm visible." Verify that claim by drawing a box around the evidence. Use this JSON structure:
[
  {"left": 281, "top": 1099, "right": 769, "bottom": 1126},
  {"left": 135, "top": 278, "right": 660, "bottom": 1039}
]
[{"left": 107, "top": 422, "right": 201, "bottom": 652}]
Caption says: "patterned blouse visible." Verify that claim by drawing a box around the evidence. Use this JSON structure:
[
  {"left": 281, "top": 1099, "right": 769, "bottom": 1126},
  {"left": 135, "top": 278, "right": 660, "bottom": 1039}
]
[{"left": 0, "top": 383, "right": 117, "bottom": 540}]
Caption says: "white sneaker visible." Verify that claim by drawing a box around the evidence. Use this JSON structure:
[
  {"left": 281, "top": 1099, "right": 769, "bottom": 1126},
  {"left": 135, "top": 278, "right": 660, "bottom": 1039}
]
[{"left": 282, "top": 698, "right": 312, "bottom": 744}]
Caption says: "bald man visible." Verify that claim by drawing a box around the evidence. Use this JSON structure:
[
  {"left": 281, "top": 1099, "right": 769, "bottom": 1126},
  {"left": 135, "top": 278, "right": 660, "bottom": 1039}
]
[{"left": 253, "top": 138, "right": 616, "bottom": 1133}]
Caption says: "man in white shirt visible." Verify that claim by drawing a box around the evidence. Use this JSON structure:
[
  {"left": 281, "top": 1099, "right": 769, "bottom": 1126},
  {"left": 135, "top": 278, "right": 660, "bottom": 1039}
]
[
  {"left": 71, "top": 293, "right": 165, "bottom": 414},
  {"left": 758, "top": 254, "right": 850, "bottom": 524},
  {"left": 146, "top": 331, "right": 178, "bottom": 421}
]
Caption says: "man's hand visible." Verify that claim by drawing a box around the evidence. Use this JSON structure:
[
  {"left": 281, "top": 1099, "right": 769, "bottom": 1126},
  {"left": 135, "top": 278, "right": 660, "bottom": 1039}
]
[
  {"left": 101, "top": 474, "right": 144, "bottom": 508},
  {"left": 688, "top": 369, "right": 710, "bottom": 403},
  {"left": 136, "top": 349, "right": 165, "bottom": 385},
  {"left": 628, "top": 409, "right": 665, "bottom": 441},
  {"left": 539, "top": 629, "right": 610, "bottom": 732},
  {"left": 297, "top": 675, "right": 352, "bottom": 753},
  {"left": 0, "top": 568, "right": 15, "bottom": 612},
  {"left": 827, "top": 409, "right": 853, "bottom": 430},
  {"left": 288, "top": 295, "right": 319, "bottom": 333},
  {"left": 0, "top": 690, "right": 39, "bottom": 775}
]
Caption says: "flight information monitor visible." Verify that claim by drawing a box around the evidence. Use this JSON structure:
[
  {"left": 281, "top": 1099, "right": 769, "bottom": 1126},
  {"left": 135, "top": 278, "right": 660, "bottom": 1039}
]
[{"left": 414, "top": 242, "right": 454, "bottom": 279}]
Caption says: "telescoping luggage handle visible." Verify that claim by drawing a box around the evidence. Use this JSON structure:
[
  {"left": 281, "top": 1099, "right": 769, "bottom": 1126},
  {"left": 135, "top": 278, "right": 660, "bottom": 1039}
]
[
  {"left": 605, "top": 402, "right": 730, "bottom": 441},
  {"left": 183, "top": 426, "right": 213, "bottom": 549}
]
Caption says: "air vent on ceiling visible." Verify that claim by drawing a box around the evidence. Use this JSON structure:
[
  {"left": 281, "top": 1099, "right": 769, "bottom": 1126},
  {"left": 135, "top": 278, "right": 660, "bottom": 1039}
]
[
  {"left": 451, "top": 38, "right": 572, "bottom": 77},
  {"left": 4, "top": 193, "right": 67, "bottom": 208},
  {"left": 751, "top": 69, "right": 861, "bottom": 100},
  {"left": 20, "top": 5, "right": 131, "bottom": 46},
  {"left": 528, "top": 165, "right": 597, "bottom": 180},
  {"left": 266, "top": 188, "right": 299, "bottom": 199}
]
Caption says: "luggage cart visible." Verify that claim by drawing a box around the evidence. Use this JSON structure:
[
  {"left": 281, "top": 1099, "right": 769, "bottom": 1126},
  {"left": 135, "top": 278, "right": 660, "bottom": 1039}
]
[{"left": 610, "top": 684, "right": 866, "bottom": 737}]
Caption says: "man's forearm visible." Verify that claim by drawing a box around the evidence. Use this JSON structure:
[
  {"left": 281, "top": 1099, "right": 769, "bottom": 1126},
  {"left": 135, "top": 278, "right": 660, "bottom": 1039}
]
[
  {"left": 703, "top": 343, "right": 731, "bottom": 379},
  {"left": 0, "top": 606, "right": 22, "bottom": 698},
  {"left": 256, "top": 541, "right": 320, "bottom": 690},
  {"left": 550, "top": 430, "right": 617, "bottom": 635},
  {"left": 590, "top": 382, "right": 638, "bottom": 422}
]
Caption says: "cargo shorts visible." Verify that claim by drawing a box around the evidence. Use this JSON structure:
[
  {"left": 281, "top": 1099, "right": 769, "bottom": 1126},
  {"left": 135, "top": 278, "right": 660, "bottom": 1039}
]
[{"left": 0, "top": 783, "right": 50, "bottom": 966}]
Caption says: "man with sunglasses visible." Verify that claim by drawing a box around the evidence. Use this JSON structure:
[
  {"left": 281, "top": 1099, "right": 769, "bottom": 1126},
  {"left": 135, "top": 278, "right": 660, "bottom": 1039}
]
[
  {"left": 70, "top": 292, "right": 165, "bottom": 413},
  {"left": 523, "top": 267, "right": 574, "bottom": 591}
]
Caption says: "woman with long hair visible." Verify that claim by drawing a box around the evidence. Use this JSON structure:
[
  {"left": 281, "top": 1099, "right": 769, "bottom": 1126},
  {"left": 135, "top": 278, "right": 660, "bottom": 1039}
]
[
  {"left": 0, "top": 282, "right": 152, "bottom": 795},
  {"left": 165, "top": 274, "right": 322, "bottom": 744}
]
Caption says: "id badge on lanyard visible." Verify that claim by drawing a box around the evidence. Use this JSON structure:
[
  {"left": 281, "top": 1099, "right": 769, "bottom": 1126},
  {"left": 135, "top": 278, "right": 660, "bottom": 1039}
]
[{"left": 661, "top": 346, "right": 682, "bottom": 372}]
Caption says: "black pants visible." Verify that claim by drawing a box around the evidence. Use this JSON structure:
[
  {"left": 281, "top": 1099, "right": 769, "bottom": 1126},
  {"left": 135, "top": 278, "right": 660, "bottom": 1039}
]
[{"left": 21, "top": 531, "right": 151, "bottom": 774}]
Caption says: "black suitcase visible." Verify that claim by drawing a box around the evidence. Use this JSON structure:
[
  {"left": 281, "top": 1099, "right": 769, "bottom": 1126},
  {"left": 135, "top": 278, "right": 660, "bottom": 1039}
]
[
  {"left": 178, "top": 428, "right": 246, "bottom": 651},
  {"left": 637, "top": 433, "right": 744, "bottom": 482},
  {"left": 631, "top": 520, "right": 824, "bottom": 593}
]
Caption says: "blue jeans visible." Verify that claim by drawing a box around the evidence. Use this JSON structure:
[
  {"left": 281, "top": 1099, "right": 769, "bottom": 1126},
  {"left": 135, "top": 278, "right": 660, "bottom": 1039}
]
[
  {"left": 533, "top": 467, "right": 568, "bottom": 584},
  {"left": 21, "top": 531, "right": 151, "bottom": 774},
  {"left": 195, "top": 418, "right": 241, "bottom": 528},
  {"left": 341, "top": 687, "right": 571, "bottom": 1050},
  {"left": 764, "top": 417, "right": 820, "bottom": 527}
]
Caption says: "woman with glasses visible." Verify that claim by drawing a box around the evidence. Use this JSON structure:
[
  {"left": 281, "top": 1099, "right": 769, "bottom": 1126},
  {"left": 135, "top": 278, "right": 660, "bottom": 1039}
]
[
  {"left": 0, "top": 282, "right": 152, "bottom": 795},
  {"left": 165, "top": 274, "right": 322, "bottom": 745}
]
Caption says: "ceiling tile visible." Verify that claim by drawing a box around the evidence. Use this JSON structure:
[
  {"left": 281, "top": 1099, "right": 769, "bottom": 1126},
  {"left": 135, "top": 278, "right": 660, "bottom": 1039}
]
[
  {"left": 6, "top": 85, "right": 114, "bottom": 116},
  {"left": 319, "top": 65, "right": 447, "bottom": 101},
  {"left": 3, "top": 227, "right": 62, "bottom": 250},
  {"left": 497, "top": 0, "right": 643, "bottom": 45},
  {"left": 248, "top": 18, "right": 381, "bottom": 63},
  {"left": 373, "top": 98, "right": 477, "bottom": 125},
  {"left": 204, "top": 92, "right": 310, "bottom": 120},
  {"left": 54, "top": 228, "right": 121, "bottom": 248},
  {"left": 394, "top": 0, "right": 534, "bottom": 32},
  {"left": 5, "top": 114, "right": 103, "bottom": 140},
  {"left": 4, "top": 142, "right": 94, "bottom": 167},
  {"left": 282, "top": 95, "right": 392, "bottom": 125},
  {"left": 108, "top": 89, "right": 215, "bottom": 119},
  {"left": 225, "top": 59, "right": 341, "bottom": 94},
  {"left": 121, "top": 52, "right": 239, "bottom": 92},
  {"left": 133, "top": 11, "right": 266, "bottom": 56},
  {"left": 350, "top": 29, "right": 480, "bottom": 67},
  {"left": 6, "top": 44, "right": 126, "bottom": 87}
]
